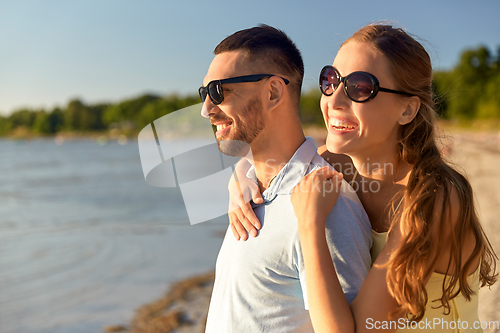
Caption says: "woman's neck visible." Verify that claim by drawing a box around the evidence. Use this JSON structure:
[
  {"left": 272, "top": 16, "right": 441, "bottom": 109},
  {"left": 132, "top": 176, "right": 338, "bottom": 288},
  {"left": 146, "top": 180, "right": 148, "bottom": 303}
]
[
  {"left": 348, "top": 149, "right": 413, "bottom": 232},
  {"left": 348, "top": 143, "right": 411, "bottom": 185}
]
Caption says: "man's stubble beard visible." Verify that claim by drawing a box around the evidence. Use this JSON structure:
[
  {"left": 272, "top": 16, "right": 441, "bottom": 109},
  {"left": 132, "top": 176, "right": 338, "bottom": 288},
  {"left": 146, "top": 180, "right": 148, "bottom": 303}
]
[{"left": 218, "top": 96, "right": 265, "bottom": 157}]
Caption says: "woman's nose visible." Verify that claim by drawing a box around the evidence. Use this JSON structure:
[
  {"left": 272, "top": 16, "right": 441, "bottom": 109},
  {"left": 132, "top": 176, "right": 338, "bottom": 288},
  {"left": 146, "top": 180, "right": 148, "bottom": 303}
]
[{"left": 325, "top": 83, "right": 349, "bottom": 111}]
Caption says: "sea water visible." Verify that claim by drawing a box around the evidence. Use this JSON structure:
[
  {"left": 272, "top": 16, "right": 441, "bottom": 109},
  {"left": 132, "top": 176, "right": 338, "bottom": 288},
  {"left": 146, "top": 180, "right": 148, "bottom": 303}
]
[{"left": 0, "top": 138, "right": 227, "bottom": 333}]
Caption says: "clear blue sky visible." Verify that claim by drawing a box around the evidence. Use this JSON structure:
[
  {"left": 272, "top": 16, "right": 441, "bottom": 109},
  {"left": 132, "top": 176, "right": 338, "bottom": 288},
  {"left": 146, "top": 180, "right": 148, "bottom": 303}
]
[{"left": 1, "top": 0, "right": 499, "bottom": 115}]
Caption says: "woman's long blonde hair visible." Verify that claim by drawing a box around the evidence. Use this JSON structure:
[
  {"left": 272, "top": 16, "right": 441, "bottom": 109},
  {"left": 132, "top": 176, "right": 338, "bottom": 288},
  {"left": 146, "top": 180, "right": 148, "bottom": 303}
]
[{"left": 344, "top": 24, "right": 497, "bottom": 321}]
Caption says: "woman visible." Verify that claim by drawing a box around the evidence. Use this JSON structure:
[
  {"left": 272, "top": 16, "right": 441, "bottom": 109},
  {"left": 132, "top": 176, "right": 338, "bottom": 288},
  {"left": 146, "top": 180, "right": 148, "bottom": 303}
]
[{"left": 230, "top": 24, "right": 497, "bottom": 332}]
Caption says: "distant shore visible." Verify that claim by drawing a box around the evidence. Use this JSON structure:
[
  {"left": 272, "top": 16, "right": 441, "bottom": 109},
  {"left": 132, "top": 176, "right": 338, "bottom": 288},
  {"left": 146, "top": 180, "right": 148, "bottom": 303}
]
[{"left": 3, "top": 119, "right": 500, "bottom": 142}]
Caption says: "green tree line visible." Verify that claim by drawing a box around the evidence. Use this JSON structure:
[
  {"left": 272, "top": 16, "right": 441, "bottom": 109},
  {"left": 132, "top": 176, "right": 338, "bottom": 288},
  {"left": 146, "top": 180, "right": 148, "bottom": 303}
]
[
  {"left": 433, "top": 45, "right": 500, "bottom": 119},
  {"left": 0, "top": 44, "right": 498, "bottom": 137},
  {"left": 0, "top": 94, "right": 200, "bottom": 137}
]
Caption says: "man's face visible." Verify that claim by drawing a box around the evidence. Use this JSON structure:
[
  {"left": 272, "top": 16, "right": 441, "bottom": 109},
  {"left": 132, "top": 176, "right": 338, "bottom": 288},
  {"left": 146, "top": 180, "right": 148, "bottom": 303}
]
[{"left": 202, "top": 51, "right": 266, "bottom": 156}]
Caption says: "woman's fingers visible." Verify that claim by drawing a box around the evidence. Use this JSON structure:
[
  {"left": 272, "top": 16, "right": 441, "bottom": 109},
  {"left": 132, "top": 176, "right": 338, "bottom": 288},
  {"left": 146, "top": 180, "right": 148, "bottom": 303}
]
[
  {"left": 228, "top": 171, "right": 262, "bottom": 239},
  {"left": 229, "top": 200, "right": 260, "bottom": 240},
  {"left": 236, "top": 202, "right": 259, "bottom": 237},
  {"left": 229, "top": 216, "right": 241, "bottom": 241},
  {"left": 293, "top": 167, "right": 342, "bottom": 193},
  {"left": 252, "top": 190, "right": 264, "bottom": 205},
  {"left": 229, "top": 211, "right": 248, "bottom": 241},
  {"left": 226, "top": 158, "right": 263, "bottom": 240},
  {"left": 316, "top": 166, "right": 342, "bottom": 182},
  {"left": 242, "top": 198, "right": 261, "bottom": 230},
  {"left": 291, "top": 166, "right": 344, "bottom": 227},
  {"left": 237, "top": 178, "right": 263, "bottom": 229},
  {"left": 229, "top": 211, "right": 255, "bottom": 241}
]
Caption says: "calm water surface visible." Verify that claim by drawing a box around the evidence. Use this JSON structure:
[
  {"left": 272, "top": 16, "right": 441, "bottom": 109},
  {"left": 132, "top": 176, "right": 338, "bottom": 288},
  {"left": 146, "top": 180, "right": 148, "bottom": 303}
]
[{"left": 0, "top": 138, "right": 227, "bottom": 333}]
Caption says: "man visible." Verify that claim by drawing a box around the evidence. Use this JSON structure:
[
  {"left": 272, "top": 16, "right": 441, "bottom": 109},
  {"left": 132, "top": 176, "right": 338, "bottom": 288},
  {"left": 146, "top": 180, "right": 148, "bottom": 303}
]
[{"left": 200, "top": 25, "right": 372, "bottom": 332}]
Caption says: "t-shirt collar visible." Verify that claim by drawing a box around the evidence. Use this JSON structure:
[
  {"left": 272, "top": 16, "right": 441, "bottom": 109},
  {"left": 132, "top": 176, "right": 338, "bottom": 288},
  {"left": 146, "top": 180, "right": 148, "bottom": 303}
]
[{"left": 246, "top": 137, "right": 318, "bottom": 203}]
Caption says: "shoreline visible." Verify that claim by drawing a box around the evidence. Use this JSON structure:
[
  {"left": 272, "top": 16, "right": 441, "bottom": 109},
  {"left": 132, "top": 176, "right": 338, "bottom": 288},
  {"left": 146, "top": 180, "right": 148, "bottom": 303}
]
[{"left": 104, "top": 272, "right": 215, "bottom": 333}]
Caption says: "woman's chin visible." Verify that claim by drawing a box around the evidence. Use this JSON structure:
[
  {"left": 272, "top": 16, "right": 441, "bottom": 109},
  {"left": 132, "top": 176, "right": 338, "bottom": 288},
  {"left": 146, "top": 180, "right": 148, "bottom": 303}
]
[{"left": 325, "top": 135, "right": 348, "bottom": 155}]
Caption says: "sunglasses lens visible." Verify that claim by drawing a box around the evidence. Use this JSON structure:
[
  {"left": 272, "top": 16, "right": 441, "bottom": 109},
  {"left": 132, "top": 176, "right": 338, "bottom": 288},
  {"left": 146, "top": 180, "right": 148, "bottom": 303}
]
[
  {"left": 199, "top": 87, "right": 207, "bottom": 103},
  {"left": 320, "top": 67, "right": 338, "bottom": 96},
  {"left": 345, "top": 73, "right": 374, "bottom": 102},
  {"left": 208, "top": 82, "right": 224, "bottom": 105}
]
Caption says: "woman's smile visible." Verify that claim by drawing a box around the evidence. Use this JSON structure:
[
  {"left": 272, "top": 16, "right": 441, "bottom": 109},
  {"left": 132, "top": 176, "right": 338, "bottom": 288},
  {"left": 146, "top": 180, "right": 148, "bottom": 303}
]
[{"left": 327, "top": 116, "right": 358, "bottom": 134}]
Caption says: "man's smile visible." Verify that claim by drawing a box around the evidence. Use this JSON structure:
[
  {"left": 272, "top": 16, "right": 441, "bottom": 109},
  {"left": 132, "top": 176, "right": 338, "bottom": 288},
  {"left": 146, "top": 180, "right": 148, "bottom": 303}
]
[{"left": 212, "top": 120, "right": 233, "bottom": 138}]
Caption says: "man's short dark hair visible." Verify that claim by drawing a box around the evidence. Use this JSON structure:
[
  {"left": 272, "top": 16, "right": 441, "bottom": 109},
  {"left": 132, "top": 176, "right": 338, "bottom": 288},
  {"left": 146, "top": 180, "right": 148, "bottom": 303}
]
[{"left": 214, "top": 25, "right": 304, "bottom": 103}]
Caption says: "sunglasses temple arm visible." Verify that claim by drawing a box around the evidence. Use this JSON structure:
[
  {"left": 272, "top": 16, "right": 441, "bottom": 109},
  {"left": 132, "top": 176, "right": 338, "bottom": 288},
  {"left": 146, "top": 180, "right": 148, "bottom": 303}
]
[{"left": 379, "top": 87, "right": 413, "bottom": 96}]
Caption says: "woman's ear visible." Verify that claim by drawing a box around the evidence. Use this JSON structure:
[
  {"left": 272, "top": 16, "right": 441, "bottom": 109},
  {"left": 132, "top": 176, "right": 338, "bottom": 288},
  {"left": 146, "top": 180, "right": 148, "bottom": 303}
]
[{"left": 398, "top": 96, "right": 420, "bottom": 125}]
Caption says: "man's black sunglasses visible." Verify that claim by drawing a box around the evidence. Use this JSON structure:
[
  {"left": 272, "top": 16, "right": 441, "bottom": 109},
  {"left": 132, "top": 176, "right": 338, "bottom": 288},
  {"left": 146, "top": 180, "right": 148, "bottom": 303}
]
[{"left": 199, "top": 74, "right": 290, "bottom": 105}]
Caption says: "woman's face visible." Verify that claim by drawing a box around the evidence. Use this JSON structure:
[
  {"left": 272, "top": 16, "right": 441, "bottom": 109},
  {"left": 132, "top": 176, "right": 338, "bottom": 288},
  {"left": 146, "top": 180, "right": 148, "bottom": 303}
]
[{"left": 321, "top": 41, "right": 409, "bottom": 160}]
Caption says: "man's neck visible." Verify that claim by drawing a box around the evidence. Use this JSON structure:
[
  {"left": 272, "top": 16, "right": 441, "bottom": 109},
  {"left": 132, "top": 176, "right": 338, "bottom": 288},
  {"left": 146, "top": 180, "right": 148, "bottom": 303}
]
[{"left": 251, "top": 132, "right": 306, "bottom": 193}]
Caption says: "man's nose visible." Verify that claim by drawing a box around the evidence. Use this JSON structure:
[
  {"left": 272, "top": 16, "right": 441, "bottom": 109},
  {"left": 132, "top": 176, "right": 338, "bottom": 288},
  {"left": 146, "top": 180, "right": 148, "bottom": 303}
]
[
  {"left": 201, "top": 98, "right": 220, "bottom": 118},
  {"left": 201, "top": 102, "right": 210, "bottom": 118}
]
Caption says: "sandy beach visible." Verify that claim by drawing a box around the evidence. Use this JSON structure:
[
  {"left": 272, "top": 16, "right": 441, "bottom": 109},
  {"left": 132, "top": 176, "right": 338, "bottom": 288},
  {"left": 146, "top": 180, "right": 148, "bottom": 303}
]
[
  {"left": 108, "top": 128, "right": 500, "bottom": 333},
  {"left": 448, "top": 130, "right": 500, "bottom": 332}
]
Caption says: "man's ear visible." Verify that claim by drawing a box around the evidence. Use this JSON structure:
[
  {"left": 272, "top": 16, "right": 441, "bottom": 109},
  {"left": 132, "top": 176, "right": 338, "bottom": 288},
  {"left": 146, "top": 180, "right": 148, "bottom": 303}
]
[
  {"left": 264, "top": 77, "right": 285, "bottom": 111},
  {"left": 398, "top": 96, "right": 420, "bottom": 125}
]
